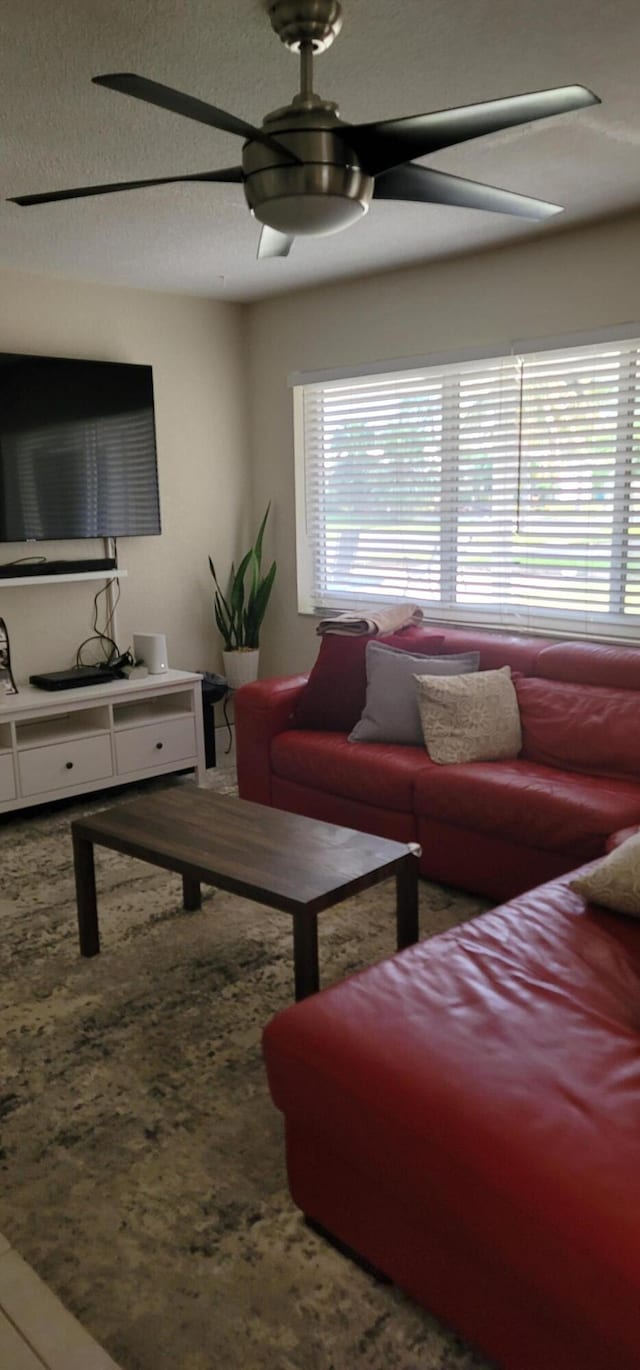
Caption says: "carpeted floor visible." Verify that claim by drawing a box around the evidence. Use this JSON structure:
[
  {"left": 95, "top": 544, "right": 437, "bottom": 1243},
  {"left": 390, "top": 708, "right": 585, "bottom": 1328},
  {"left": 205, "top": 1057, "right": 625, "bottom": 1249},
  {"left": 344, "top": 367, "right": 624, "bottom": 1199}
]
[{"left": 0, "top": 770, "right": 495, "bottom": 1370}]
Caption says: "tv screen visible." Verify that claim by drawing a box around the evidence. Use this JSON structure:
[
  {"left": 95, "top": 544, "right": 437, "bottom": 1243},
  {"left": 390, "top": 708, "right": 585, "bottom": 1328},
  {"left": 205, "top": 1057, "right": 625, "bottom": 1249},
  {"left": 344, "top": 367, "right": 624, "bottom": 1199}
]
[{"left": 0, "top": 353, "right": 161, "bottom": 541}]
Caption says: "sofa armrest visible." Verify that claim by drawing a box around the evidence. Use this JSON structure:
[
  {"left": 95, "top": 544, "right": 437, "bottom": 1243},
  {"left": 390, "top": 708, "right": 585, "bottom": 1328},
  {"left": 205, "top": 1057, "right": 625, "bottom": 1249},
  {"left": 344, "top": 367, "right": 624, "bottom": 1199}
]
[{"left": 235, "top": 675, "right": 308, "bottom": 806}]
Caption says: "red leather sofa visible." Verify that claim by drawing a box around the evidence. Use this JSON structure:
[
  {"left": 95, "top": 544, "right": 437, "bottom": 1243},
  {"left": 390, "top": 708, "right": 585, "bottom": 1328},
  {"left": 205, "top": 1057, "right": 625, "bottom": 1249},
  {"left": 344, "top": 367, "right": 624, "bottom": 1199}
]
[
  {"left": 236, "top": 625, "right": 640, "bottom": 900},
  {"left": 263, "top": 858, "right": 640, "bottom": 1369}
]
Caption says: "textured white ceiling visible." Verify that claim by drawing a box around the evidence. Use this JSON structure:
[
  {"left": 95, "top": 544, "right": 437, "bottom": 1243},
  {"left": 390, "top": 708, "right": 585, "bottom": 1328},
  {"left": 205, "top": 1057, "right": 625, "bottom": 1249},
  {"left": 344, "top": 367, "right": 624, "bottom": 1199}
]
[{"left": 0, "top": 0, "right": 638, "bottom": 301}]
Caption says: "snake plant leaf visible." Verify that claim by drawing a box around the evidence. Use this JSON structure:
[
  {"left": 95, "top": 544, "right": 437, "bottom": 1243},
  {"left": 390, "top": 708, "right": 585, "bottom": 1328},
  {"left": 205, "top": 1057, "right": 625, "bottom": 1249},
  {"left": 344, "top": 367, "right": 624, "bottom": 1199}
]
[
  {"left": 214, "top": 596, "right": 234, "bottom": 650},
  {"left": 230, "top": 549, "right": 254, "bottom": 621},
  {"left": 245, "top": 560, "right": 276, "bottom": 645},
  {"left": 253, "top": 501, "right": 271, "bottom": 571},
  {"left": 209, "top": 504, "right": 275, "bottom": 652}
]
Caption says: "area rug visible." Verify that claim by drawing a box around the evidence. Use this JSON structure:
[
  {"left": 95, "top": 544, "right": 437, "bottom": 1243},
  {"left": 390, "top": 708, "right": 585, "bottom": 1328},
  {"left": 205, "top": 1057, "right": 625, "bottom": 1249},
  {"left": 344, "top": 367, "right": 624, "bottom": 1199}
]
[{"left": 0, "top": 771, "right": 494, "bottom": 1370}]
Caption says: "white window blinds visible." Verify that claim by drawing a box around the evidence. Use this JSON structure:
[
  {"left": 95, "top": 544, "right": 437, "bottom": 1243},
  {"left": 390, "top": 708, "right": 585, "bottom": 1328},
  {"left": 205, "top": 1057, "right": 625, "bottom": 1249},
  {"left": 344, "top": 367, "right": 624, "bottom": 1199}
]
[{"left": 295, "top": 337, "right": 640, "bottom": 639}]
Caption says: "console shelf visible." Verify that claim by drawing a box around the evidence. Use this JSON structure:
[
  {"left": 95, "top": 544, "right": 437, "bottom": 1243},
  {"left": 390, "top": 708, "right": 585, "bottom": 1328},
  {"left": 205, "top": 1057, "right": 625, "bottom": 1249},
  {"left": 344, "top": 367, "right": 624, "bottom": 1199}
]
[
  {"left": 0, "top": 570, "right": 128, "bottom": 588},
  {"left": 0, "top": 669, "right": 205, "bottom": 812}
]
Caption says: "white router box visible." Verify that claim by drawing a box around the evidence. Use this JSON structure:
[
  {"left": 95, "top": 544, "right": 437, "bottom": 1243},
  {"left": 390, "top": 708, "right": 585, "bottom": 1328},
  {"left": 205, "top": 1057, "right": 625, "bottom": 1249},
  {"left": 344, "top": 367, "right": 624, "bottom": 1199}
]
[{"left": 132, "top": 633, "right": 168, "bottom": 674}]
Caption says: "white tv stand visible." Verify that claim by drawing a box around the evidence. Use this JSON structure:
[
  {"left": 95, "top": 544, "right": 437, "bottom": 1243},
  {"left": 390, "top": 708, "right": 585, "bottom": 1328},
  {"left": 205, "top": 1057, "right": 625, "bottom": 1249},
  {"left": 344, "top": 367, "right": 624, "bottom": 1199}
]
[{"left": 0, "top": 669, "right": 206, "bottom": 815}]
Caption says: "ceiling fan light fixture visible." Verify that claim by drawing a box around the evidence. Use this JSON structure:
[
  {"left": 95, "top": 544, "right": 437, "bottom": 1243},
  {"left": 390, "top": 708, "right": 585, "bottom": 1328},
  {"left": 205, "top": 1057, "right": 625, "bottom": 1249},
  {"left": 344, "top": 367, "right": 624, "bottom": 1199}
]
[
  {"left": 243, "top": 146, "right": 374, "bottom": 237},
  {"left": 253, "top": 192, "right": 368, "bottom": 235}
]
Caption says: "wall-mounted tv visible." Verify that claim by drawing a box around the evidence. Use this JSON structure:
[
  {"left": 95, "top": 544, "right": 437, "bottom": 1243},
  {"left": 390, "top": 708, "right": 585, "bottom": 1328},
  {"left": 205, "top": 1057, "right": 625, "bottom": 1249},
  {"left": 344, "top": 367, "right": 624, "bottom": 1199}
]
[{"left": 0, "top": 353, "right": 161, "bottom": 542}]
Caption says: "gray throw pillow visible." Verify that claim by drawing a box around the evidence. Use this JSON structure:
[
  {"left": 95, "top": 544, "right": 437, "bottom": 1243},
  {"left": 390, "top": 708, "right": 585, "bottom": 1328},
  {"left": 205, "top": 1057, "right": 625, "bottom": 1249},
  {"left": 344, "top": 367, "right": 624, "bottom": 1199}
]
[{"left": 348, "top": 644, "right": 480, "bottom": 745}]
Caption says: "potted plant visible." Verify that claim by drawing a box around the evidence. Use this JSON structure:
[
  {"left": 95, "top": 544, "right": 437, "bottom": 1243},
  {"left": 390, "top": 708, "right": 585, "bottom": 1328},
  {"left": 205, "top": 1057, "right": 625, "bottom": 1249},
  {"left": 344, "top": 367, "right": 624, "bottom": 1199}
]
[{"left": 208, "top": 503, "right": 277, "bottom": 688}]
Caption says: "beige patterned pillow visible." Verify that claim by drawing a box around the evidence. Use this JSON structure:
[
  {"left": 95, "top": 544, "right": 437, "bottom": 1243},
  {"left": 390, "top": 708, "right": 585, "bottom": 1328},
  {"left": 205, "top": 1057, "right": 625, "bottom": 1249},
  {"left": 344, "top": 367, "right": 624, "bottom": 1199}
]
[
  {"left": 570, "top": 833, "right": 640, "bottom": 916},
  {"left": 414, "top": 665, "right": 522, "bottom": 765}
]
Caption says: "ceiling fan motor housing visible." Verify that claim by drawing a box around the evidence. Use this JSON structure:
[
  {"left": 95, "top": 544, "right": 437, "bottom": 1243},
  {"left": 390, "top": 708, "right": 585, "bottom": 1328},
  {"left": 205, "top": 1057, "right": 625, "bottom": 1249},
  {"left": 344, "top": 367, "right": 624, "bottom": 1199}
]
[{"left": 243, "top": 102, "right": 373, "bottom": 235}]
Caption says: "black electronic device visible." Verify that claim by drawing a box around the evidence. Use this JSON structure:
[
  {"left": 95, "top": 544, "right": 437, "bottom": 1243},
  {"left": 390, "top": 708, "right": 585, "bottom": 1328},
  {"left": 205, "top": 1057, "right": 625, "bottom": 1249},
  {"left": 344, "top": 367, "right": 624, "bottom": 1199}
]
[
  {"left": 0, "top": 557, "right": 117, "bottom": 578},
  {"left": 29, "top": 665, "right": 121, "bottom": 691},
  {"left": 0, "top": 353, "right": 161, "bottom": 543},
  {"left": 200, "top": 671, "right": 229, "bottom": 768}
]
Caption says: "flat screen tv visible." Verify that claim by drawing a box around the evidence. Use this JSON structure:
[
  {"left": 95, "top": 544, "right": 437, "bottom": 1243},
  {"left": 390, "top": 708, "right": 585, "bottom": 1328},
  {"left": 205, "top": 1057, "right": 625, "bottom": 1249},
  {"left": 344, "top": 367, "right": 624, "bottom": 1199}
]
[{"left": 0, "top": 353, "right": 161, "bottom": 541}]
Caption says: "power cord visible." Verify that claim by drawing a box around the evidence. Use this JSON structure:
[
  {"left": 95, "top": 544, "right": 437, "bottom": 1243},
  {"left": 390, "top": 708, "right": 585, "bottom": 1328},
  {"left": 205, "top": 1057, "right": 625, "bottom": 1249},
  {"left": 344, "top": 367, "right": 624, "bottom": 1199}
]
[
  {"left": 2, "top": 555, "right": 47, "bottom": 566},
  {"left": 75, "top": 580, "right": 121, "bottom": 668},
  {"left": 72, "top": 542, "right": 133, "bottom": 675}
]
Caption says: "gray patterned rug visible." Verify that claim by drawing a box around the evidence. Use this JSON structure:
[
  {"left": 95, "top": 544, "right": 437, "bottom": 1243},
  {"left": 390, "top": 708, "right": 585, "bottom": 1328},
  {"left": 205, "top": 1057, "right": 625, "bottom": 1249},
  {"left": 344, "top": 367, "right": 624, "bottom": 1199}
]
[{"left": 0, "top": 770, "right": 494, "bottom": 1370}]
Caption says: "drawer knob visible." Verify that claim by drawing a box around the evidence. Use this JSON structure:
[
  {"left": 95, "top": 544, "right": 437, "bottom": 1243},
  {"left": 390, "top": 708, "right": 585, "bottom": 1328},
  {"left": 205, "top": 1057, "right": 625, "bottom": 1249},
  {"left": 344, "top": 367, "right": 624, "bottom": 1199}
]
[
  {"left": 155, "top": 741, "right": 164, "bottom": 750},
  {"left": 65, "top": 761, "right": 74, "bottom": 770}
]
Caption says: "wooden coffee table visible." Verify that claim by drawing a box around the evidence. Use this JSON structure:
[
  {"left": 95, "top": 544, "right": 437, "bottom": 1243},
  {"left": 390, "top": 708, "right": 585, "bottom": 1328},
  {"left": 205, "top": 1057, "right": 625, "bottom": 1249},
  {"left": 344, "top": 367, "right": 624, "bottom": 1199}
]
[{"left": 71, "top": 787, "right": 419, "bottom": 1000}]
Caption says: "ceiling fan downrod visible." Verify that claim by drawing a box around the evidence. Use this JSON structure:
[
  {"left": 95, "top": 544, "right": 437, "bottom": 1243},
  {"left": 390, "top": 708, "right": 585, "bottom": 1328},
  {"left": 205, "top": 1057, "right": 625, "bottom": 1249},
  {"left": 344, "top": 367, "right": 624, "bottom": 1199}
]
[{"left": 299, "top": 41, "right": 314, "bottom": 103}]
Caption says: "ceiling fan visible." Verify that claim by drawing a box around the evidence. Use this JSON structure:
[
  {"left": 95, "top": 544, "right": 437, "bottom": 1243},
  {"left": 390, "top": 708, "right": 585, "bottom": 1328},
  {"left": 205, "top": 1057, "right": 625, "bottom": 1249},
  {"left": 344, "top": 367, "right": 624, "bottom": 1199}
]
[{"left": 9, "top": 0, "right": 600, "bottom": 260}]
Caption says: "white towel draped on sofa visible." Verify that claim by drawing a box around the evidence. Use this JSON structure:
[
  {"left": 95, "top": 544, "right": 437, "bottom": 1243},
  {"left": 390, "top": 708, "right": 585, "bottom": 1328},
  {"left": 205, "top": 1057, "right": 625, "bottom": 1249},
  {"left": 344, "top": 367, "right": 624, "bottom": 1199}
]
[{"left": 316, "top": 604, "right": 424, "bottom": 636}]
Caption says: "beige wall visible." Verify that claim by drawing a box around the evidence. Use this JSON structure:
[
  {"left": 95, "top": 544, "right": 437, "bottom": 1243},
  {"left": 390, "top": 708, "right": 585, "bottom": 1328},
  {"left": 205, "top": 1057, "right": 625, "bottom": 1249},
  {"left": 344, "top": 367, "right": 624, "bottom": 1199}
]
[
  {"left": 4, "top": 212, "right": 640, "bottom": 689},
  {"left": 246, "top": 211, "right": 640, "bottom": 678},
  {"left": 0, "top": 268, "right": 250, "bottom": 684}
]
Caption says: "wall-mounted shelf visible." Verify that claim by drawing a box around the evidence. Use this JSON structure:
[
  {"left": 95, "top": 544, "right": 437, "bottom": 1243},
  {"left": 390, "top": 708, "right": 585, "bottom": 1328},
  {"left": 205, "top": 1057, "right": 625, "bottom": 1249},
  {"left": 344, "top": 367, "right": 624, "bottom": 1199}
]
[{"left": 0, "top": 570, "right": 127, "bottom": 588}]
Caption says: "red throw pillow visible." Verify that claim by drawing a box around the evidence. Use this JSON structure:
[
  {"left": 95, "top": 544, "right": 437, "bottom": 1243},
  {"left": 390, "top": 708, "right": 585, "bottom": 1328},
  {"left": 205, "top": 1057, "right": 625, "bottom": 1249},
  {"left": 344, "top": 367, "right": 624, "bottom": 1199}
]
[{"left": 293, "top": 627, "right": 445, "bottom": 732}]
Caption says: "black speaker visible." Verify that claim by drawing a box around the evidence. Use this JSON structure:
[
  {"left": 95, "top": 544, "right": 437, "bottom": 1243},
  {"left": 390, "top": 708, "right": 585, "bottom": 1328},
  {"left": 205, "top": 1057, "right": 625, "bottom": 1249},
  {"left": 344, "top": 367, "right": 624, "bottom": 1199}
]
[{"left": 200, "top": 673, "right": 229, "bottom": 767}]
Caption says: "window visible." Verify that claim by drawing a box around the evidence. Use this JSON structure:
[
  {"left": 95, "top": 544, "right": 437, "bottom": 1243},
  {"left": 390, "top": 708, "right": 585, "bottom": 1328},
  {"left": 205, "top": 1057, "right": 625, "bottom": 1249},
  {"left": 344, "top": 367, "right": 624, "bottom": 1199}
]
[{"left": 294, "top": 337, "right": 640, "bottom": 639}]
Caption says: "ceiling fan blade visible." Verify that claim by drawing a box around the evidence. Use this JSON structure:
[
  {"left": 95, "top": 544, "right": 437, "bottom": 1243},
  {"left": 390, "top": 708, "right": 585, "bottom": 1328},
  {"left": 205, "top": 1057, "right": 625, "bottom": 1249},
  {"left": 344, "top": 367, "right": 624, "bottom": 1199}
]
[
  {"left": 257, "top": 226, "right": 295, "bottom": 259},
  {"left": 342, "top": 85, "right": 600, "bottom": 175},
  {"left": 93, "top": 74, "right": 300, "bottom": 163},
  {"left": 9, "top": 167, "right": 244, "bottom": 207},
  {"left": 373, "top": 164, "right": 562, "bottom": 220}
]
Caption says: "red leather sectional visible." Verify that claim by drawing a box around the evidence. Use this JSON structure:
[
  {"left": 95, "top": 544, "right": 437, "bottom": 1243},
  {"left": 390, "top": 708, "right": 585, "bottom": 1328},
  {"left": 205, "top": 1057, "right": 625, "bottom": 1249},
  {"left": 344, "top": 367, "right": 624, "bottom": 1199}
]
[
  {"left": 239, "top": 626, "right": 640, "bottom": 1366},
  {"left": 236, "top": 625, "right": 640, "bottom": 900},
  {"left": 263, "top": 864, "right": 640, "bottom": 1369}
]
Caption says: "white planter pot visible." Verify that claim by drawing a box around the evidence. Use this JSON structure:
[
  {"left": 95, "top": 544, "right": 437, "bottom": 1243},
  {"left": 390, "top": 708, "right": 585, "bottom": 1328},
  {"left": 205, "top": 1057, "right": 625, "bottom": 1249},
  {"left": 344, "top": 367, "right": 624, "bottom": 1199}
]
[{"left": 223, "top": 649, "right": 260, "bottom": 689}]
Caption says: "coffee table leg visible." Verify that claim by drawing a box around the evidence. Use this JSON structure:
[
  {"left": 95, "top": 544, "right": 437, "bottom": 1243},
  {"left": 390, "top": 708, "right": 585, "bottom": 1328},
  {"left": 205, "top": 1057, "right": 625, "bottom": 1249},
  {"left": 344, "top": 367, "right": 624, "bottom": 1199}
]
[
  {"left": 293, "top": 912, "right": 319, "bottom": 1001},
  {"left": 73, "top": 831, "right": 100, "bottom": 957},
  {"left": 182, "top": 875, "right": 201, "bottom": 911},
  {"left": 396, "top": 854, "right": 419, "bottom": 950}
]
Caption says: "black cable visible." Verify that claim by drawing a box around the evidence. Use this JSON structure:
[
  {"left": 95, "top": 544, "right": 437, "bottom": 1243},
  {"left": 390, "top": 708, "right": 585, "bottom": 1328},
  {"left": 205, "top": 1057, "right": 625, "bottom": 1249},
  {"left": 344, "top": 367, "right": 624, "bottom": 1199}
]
[
  {"left": 103, "top": 575, "right": 121, "bottom": 661},
  {"left": 222, "top": 689, "right": 234, "bottom": 754},
  {"left": 75, "top": 582, "right": 120, "bottom": 668},
  {"left": 1, "top": 555, "right": 47, "bottom": 566}
]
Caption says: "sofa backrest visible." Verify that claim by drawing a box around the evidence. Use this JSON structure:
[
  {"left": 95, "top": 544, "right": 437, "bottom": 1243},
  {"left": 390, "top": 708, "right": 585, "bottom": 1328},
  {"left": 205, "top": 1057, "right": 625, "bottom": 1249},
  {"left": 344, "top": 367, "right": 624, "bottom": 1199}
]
[
  {"left": 515, "top": 675, "right": 640, "bottom": 780},
  {"left": 292, "top": 624, "right": 640, "bottom": 776},
  {"left": 534, "top": 640, "right": 640, "bottom": 691},
  {"left": 436, "top": 626, "right": 551, "bottom": 675},
  {"left": 437, "top": 627, "right": 640, "bottom": 690},
  {"left": 437, "top": 629, "right": 640, "bottom": 781}
]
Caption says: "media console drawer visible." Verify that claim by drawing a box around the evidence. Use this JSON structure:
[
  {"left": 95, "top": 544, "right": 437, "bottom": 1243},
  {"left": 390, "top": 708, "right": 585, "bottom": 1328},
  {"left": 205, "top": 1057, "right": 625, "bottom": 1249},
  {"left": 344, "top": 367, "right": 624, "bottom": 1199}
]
[
  {"left": 114, "top": 716, "right": 197, "bottom": 775},
  {"left": 18, "top": 734, "right": 114, "bottom": 797}
]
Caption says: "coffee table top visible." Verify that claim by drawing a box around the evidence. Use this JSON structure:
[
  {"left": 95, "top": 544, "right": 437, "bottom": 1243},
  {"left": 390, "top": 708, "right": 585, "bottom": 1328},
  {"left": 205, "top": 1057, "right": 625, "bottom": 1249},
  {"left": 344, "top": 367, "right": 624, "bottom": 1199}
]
[{"left": 72, "top": 786, "right": 412, "bottom": 914}]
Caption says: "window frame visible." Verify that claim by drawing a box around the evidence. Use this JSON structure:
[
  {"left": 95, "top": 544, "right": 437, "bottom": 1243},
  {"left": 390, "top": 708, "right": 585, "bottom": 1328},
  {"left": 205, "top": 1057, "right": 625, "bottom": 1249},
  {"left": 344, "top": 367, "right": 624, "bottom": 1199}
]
[{"left": 292, "top": 326, "right": 640, "bottom": 644}]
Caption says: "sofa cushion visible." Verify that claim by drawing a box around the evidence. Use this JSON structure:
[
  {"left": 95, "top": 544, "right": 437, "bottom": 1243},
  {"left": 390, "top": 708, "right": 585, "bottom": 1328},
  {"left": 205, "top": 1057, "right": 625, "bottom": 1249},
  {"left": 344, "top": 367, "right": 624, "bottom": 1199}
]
[
  {"left": 570, "top": 832, "right": 640, "bottom": 917},
  {"left": 292, "top": 628, "right": 445, "bottom": 732},
  {"left": 415, "top": 666, "right": 522, "bottom": 764},
  {"left": 515, "top": 675, "right": 640, "bottom": 780},
  {"left": 349, "top": 645, "right": 479, "bottom": 745},
  {"left": 272, "top": 730, "right": 436, "bottom": 812},
  {"left": 413, "top": 759, "right": 640, "bottom": 858}
]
